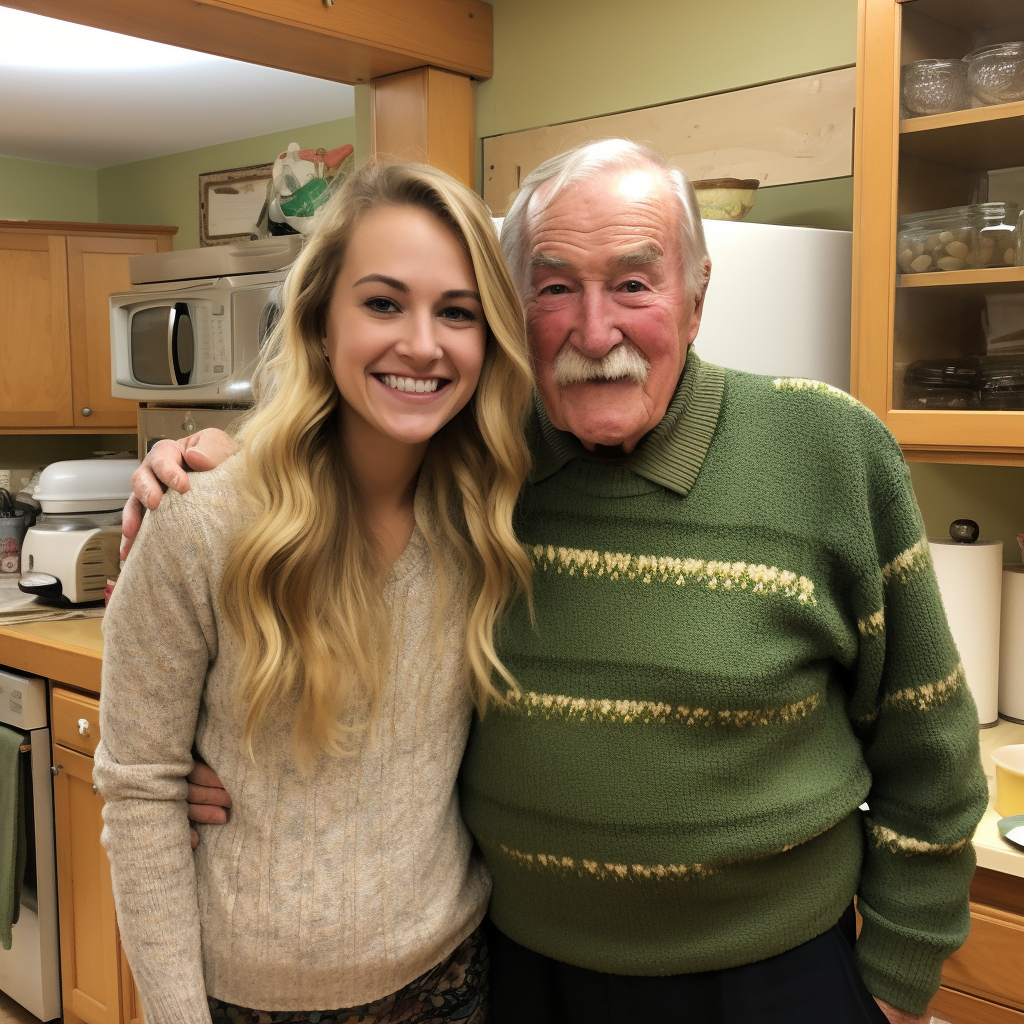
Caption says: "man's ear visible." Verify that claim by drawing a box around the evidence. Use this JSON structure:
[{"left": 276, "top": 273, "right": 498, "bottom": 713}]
[{"left": 686, "top": 257, "right": 712, "bottom": 345}]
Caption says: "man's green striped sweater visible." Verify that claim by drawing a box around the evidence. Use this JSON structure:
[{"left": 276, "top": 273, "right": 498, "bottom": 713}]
[{"left": 459, "top": 352, "right": 989, "bottom": 1015}]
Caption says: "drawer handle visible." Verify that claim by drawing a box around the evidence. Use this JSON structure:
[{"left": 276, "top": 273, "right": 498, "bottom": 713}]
[{"left": 78, "top": 718, "right": 90, "bottom": 736}]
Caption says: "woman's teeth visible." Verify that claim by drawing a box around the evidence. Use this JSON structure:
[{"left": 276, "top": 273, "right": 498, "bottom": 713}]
[{"left": 381, "top": 374, "right": 441, "bottom": 393}]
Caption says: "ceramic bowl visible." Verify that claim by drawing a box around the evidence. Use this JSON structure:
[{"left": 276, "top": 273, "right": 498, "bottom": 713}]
[{"left": 692, "top": 178, "right": 760, "bottom": 221}]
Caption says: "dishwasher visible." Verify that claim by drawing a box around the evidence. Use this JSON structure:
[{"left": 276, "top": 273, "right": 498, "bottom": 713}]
[{"left": 0, "top": 667, "right": 61, "bottom": 1021}]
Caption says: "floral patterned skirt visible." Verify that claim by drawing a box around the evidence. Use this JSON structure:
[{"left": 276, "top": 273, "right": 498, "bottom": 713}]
[{"left": 206, "top": 926, "right": 488, "bottom": 1024}]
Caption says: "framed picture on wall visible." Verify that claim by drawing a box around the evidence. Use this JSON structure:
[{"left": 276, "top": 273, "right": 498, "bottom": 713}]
[{"left": 199, "top": 163, "right": 273, "bottom": 246}]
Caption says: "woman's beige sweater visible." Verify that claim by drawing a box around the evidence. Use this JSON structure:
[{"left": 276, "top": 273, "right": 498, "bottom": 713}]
[{"left": 94, "top": 462, "right": 490, "bottom": 1024}]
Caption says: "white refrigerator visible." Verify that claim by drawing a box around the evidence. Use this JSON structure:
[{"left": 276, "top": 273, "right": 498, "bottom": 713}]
[{"left": 695, "top": 220, "right": 853, "bottom": 391}]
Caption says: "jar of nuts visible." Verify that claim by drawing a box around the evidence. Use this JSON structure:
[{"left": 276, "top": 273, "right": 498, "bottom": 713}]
[
  {"left": 897, "top": 206, "right": 979, "bottom": 275},
  {"left": 976, "top": 201, "right": 1022, "bottom": 269}
]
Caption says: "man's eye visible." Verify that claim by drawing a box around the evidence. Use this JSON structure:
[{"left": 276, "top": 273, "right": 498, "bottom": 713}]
[
  {"left": 622, "top": 280, "right": 646, "bottom": 293},
  {"left": 440, "top": 306, "right": 477, "bottom": 322},
  {"left": 541, "top": 284, "right": 570, "bottom": 295},
  {"left": 365, "top": 297, "right": 399, "bottom": 313}
]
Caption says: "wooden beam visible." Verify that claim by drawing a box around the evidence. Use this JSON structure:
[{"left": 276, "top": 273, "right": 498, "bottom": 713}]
[
  {"left": 3, "top": 0, "right": 493, "bottom": 83},
  {"left": 371, "top": 67, "right": 476, "bottom": 186}
]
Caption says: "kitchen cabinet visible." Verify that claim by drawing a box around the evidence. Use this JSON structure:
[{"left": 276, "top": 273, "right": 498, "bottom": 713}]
[
  {"left": 931, "top": 867, "right": 1024, "bottom": 1022},
  {"left": 48, "top": 678, "right": 141, "bottom": 1024},
  {"left": 853, "top": 0, "right": 1024, "bottom": 465},
  {"left": 0, "top": 221, "right": 176, "bottom": 433}
]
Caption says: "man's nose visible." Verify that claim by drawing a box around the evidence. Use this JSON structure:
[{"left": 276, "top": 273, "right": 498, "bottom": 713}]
[
  {"left": 394, "top": 311, "right": 443, "bottom": 365},
  {"left": 572, "top": 287, "right": 624, "bottom": 358}
]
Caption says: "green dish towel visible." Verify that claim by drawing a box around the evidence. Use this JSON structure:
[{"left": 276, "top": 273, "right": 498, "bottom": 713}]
[{"left": 0, "top": 723, "right": 27, "bottom": 950}]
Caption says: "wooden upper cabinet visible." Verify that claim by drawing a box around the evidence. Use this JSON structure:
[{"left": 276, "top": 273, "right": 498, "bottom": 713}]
[
  {"left": 0, "top": 231, "right": 73, "bottom": 428},
  {"left": 66, "top": 235, "right": 161, "bottom": 429},
  {"left": 853, "top": 0, "right": 1024, "bottom": 465},
  {"left": 0, "top": 221, "right": 175, "bottom": 433}
]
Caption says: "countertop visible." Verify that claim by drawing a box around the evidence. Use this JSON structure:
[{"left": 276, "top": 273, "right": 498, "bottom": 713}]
[
  {"left": 975, "top": 717, "right": 1024, "bottom": 879},
  {"left": 0, "top": 616, "right": 1022, "bottom": 878},
  {"left": 0, "top": 616, "right": 102, "bottom": 693}
]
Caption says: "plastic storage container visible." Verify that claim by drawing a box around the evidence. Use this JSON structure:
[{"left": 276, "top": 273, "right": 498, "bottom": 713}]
[
  {"left": 966, "top": 42, "right": 1024, "bottom": 106},
  {"left": 976, "top": 201, "right": 1022, "bottom": 268},
  {"left": 897, "top": 207, "right": 978, "bottom": 274},
  {"left": 903, "top": 358, "right": 980, "bottom": 409},
  {"left": 978, "top": 355, "right": 1024, "bottom": 409},
  {"left": 901, "top": 58, "right": 969, "bottom": 116}
]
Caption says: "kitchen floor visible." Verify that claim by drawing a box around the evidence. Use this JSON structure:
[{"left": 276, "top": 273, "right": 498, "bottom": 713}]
[{"left": 0, "top": 991, "right": 41, "bottom": 1024}]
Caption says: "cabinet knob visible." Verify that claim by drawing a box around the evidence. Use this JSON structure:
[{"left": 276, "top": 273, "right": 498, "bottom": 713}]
[
  {"left": 92, "top": 784, "right": 98, "bottom": 796},
  {"left": 78, "top": 717, "right": 90, "bottom": 736},
  {"left": 81, "top": 407, "right": 92, "bottom": 417},
  {"left": 51, "top": 764, "right": 62, "bottom": 777}
]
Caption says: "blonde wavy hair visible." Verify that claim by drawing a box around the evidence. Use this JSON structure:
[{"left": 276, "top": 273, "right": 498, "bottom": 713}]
[{"left": 221, "top": 162, "right": 534, "bottom": 767}]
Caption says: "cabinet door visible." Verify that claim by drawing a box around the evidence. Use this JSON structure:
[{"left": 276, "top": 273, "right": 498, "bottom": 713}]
[
  {"left": 52, "top": 743, "right": 122, "bottom": 1024},
  {"left": 66, "top": 235, "right": 159, "bottom": 429},
  {"left": 0, "top": 231, "right": 73, "bottom": 428}
]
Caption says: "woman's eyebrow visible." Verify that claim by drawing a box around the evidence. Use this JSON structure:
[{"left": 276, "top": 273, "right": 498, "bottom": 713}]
[
  {"left": 353, "top": 273, "right": 407, "bottom": 291},
  {"left": 442, "top": 289, "right": 482, "bottom": 301}
]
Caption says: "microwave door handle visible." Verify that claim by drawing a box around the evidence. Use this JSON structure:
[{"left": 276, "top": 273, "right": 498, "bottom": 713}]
[{"left": 169, "top": 304, "right": 191, "bottom": 385}]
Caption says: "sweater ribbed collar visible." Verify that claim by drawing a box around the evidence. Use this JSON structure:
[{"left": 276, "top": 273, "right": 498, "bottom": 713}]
[{"left": 529, "top": 350, "right": 726, "bottom": 497}]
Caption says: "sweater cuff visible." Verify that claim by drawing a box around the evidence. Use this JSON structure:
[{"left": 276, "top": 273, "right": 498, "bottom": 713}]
[{"left": 855, "top": 914, "right": 947, "bottom": 1016}]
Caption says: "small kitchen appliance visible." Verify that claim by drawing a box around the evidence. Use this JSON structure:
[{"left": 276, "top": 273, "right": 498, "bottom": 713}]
[
  {"left": 109, "top": 235, "right": 300, "bottom": 404},
  {"left": 18, "top": 460, "right": 138, "bottom": 607}
]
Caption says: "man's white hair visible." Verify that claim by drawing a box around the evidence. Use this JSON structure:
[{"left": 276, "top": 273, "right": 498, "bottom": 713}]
[{"left": 499, "top": 138, "right": 710, "bottom": 300}]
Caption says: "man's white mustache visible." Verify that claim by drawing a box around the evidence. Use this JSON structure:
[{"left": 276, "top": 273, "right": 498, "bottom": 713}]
[{"left": 551, "top": 343, "right": 651, "bottom": 386}]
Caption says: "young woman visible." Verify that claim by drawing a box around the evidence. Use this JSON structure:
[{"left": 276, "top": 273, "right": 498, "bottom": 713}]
[{"left": 94, "top": 162, "right": 534, "bottom": 1024}]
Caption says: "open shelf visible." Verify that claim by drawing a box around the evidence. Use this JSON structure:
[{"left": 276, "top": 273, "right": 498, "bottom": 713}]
[
  {"left": 900, "top": 102, "right": 1024, "bottom": 170},
  {"left": 899, "top": 267, "right": 1024, "bottom": 289}
]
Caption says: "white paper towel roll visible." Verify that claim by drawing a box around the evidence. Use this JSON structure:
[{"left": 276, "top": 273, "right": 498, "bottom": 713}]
[
  {"left": 930, "top": 539, "right": 1003, "bottom": 727},
  {"left": 1000, "top": 565, "right": 1024, "bottom": 723}
]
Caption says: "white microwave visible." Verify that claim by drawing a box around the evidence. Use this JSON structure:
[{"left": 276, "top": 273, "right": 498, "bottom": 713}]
[{"left": 109, "top": 237, "right": 300, "bottom": 404}]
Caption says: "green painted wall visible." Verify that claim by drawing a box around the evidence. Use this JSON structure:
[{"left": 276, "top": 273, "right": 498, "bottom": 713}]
[
  {"left": 96, "top": 116, "right": 356, "bottom": 250},
  {"left": 0, "top": 156, "right": 98, "bottom": 222},
  {"left": 476, "top": 0, "right": 1021, "bottom": 559},
  {"left": 478, "top": 0, "right": 857, "bottom": 140}
]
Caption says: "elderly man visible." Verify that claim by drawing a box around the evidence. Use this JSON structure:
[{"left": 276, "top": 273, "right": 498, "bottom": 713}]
[{"left": 125, "top": 141, "right": 986, "bottom": 1024}]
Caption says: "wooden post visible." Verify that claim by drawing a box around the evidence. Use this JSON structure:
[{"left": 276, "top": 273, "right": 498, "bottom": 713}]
[{"left": 370, "top": 67, "right": 476, "bottom": 187}]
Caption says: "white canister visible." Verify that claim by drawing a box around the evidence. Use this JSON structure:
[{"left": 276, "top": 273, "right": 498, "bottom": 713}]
[
  {"left": 1000, "top": 565, "right": 1024, "bottom": 724},
  {"left": 930, "top": 539, "right": 1003, "bottom": 727}
]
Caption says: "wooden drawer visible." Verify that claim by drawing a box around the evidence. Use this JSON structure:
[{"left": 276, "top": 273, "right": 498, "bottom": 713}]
[
  {"left": 931, "top": 986, "right": 1024, "bottom": 1024},
  {"left": 941, "top": 901, "right": 1024, "bottom": 1012},
  {"left": 52, "top": 687, "right": 100, "bottom": 756}
]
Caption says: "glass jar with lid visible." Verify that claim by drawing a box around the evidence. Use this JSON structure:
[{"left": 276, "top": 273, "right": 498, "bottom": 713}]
[
  {"left": 903, "top": 358, "right": 980, "bottom": 409},
  {"left": 965, "top": 42, "right": 1024, "bottom": 106},
  {"left": 901, "top": 58, "right": 968, "bottom": 116},
  {"left": 897, "top": 207, "right": 978, "bottom": 274},
  {"left": 976, "top": 201, "right": 1023, "bottom": 268},
  {"left": 978, "top": 355, "right": 1024, "bottom": 409}
]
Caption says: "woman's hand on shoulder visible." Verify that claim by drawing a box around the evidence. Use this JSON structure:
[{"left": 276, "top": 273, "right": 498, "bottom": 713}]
[{"left": 121, "top": 429, "right": 238, "bottom": 559}]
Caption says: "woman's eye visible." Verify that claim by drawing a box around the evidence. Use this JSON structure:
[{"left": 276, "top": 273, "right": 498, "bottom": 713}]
[
  {"left": 439, "top": 306, "right": 477, "bottom": 322},
  {"left": 365, "top": 296, "right": 399, "bottom": 314}
]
